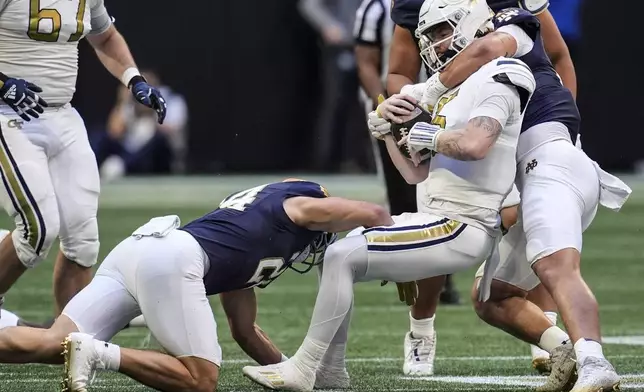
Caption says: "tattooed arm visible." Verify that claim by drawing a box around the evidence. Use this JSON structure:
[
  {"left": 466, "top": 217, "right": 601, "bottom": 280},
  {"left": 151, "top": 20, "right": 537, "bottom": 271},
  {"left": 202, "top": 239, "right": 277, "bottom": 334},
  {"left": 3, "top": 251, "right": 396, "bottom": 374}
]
[{"left": 435, "top": 116, "right": 503, "bottom": 161}]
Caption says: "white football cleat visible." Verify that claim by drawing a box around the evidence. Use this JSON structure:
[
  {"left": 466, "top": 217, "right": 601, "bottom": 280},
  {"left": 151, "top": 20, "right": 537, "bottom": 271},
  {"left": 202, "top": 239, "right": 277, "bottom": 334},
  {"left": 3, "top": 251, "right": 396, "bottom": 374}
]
[
  {"left": 61, "top": 333, "right": 99, "bottom": 392},
  {"left": 242, "top": 359, "right": 315, "bottom": 391},
  {"left": 314, "top": 366, "right": 350, "bottom": 390},
  {"left": 570, "top": 357, "right": 620, "bottom": 392},
  {"left": 403, "top": 331, "right": 436, "bottom": 376},
  {"left": 537, "top": 343, "right": 576, "bottom": 392},
  {"left": 531, "top": 344, "right": 552, "bottom": 375}
]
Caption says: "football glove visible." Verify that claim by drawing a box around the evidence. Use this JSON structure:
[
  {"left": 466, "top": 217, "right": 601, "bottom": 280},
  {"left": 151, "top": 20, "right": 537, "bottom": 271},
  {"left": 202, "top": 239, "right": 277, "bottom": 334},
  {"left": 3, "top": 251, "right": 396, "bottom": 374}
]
[
  {"left": 128, "top": 76, "right": 167, "bottom": 124},
  {"left": 421, "top": 73, "right": 449, "bottom": 112},
  {"left": 0, "top": 77, "right": 48, "bottom": 121},
  {"left": 381, "top": 280, "right": 418, "bottom": 306}
]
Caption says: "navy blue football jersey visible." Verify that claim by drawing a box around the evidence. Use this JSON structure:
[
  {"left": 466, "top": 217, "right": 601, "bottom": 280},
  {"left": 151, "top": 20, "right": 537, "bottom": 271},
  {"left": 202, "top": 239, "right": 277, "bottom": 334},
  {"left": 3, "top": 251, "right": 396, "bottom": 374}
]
[
  {"left": 492, "top": 8, "right": 579, "bottom": 139},
  {"left": 181, "top": 181, "right": 328, "bottom": 295}
]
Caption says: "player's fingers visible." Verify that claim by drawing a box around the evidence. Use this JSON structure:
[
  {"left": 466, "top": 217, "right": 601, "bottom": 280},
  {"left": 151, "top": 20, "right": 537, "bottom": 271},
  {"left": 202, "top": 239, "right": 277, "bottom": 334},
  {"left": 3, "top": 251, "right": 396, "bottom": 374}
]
[
  {"left": 24, "top": 108, "right": 40, "bottom": 119},
  {"left": 396, "top": 283, "right": 406, "bottom": 303},
  {"left": 37, "top": 95, "right": 49, "bottom": 108},
  {"left": 26, "top": 82, "right": 43, "bottom": 93},
  {"left": 397, "top": 135, "right": 409, "bottom": 146},
  {"left": 403, "top": 283, "right": 415, "bottom": 306},
  {"left": 411, "top": 282, "right": 418, "bottom": 301}
]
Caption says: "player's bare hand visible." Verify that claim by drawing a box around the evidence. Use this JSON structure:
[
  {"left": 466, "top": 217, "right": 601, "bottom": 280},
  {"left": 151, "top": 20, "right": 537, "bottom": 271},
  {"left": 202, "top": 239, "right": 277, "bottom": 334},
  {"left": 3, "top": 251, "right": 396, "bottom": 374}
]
[{"left": 376, "top": 94, "right": 417, "bottom": 124}]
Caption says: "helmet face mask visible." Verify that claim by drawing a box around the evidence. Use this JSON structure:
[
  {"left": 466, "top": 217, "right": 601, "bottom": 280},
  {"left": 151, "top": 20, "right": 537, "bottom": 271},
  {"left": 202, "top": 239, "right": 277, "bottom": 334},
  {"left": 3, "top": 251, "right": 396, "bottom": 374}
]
[
  {"left": 288, "top": 232, "right": 338, "bottom": 274},
  {"left": 416, "top": 0, "right": 494, "bottom": 73}
]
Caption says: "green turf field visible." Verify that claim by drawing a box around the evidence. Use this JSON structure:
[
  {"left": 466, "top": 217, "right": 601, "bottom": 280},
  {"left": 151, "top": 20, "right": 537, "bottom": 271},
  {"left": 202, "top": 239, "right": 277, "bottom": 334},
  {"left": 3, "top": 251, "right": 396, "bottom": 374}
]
[{"left": 1, "top": 175, "right": 643, "bottom": 391}]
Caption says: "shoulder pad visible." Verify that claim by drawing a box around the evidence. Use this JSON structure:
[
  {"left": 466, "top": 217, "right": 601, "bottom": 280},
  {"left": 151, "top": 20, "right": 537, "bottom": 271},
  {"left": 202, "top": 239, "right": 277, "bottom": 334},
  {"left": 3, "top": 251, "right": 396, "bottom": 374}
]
[
  {"left": 489, "top": 58, "right": 536, "bottom": 113},
  {"left": 518, "top": 0, "right": 549, "bottom": 14},
  {"left": 492, "top": 7, "right": 540, "bottom": 40},
  {"left": 391, "top": 0, "right": 423, "bottom": 32}
]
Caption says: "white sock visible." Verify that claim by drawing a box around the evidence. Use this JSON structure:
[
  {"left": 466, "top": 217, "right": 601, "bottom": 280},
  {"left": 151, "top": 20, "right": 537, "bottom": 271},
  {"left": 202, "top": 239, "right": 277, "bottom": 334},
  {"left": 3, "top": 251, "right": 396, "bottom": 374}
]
[
  {"left": 292, "top": 337, "right": 329, "bottom": 373},
  {"left": 410, "top": 313, "right": 434, "bottom": 338},
  {"left": 544, "top": 311, "right": 558, "bottom": 326},
  {"left": 0, "top": 309, "right": 19, "bottom": 328},
  {"left": 94, "top": 340, "right": 121, "bottom": 371},
  {"left": 574, "top": 338, "right": 605, "bottom": 364},
  {"left": 531, "top": 344, "right": 549, "bottom": 359},
  {"left": 539, "top": 326, "right": 570, "bottom": 353}
]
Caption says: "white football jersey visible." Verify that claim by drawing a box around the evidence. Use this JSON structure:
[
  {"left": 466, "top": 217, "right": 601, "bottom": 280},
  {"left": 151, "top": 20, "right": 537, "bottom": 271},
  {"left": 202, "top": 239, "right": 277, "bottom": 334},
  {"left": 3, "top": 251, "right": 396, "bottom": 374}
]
[
  {"left": 418, "top": 57, "right": 535, "bottom": 232},
  {"left": 0, "top": 0, "right": 113, "bottom": 106}
]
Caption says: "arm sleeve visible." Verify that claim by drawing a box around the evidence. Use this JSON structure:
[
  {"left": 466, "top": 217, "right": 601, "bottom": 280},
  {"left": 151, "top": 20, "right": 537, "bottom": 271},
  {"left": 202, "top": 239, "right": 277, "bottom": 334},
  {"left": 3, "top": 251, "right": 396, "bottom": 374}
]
[
  {"left": 89, "top": 0, "right": 113, "bottom": 35},
  {"left": 298, "top": 0, "right": 343, "bottom": 33},
  {"left": 496, "top": 24, "right": 535, "bottom": 57},
  {"left": 353, "top": 0, "right": 385, "bottom": 45},
  {"left": 468, "top": 78, "right": 520, "bottom": 128}
]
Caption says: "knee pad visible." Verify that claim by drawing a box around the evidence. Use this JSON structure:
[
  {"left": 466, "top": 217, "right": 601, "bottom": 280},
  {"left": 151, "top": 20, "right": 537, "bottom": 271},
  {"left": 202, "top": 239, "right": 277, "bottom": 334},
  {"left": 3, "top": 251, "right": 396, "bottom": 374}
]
[
  {"left": 12, "top": 208, "right": 59, "bottom": 268},
  {"left": 59, "top": 217, "right": 99, "bottom": 268}
]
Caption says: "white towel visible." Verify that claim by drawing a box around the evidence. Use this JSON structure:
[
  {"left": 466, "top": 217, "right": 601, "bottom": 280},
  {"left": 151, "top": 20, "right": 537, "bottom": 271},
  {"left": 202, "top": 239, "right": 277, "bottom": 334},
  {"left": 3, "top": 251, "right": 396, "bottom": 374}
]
[
  {"left": 591, "top": 160, "right": 632, "bottom": 212},
  {"left": 131, "top": 215, "right": 181, "bottom": 239}
]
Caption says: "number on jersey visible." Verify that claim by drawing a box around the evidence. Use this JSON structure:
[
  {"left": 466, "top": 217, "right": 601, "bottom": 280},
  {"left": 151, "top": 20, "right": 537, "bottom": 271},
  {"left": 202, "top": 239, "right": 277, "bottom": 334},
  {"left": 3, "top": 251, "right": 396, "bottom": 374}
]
[
  {"left": 246, "top": 258, "right": 288, "bottom": 288},
  {"left": 431, "top": 91, "right": 459, "bottom": 129},
  {"left": 219, "top": 184, "right": 268, "bottom": 212},
  {"left": 494, "top": 8, "right": 520, "bottom": 23},
  {"left": 28, "top": 0, "right": 87, "bottom": 42}
]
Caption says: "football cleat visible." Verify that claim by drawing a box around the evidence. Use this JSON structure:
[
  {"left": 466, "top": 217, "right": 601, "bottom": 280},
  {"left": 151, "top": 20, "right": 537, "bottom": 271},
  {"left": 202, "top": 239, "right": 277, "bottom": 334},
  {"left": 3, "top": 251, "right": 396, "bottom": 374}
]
[
  {"left": 243, "top": 359, "right": 315, "bottom": 391},
  {"left": 314, "top": 366, "right": 350, "bottom": 390},
  {"left": 403, "top": 331, "right": 436, "bottom": 375},
  {"left": 61, "top": 333, "right": 98, "bottom": 392},
  {"left": 570, "top": 357, "right": 620, "bottom": 392},
  {"left": 537, "top": 343, "right": 577, "bottom": 392}
]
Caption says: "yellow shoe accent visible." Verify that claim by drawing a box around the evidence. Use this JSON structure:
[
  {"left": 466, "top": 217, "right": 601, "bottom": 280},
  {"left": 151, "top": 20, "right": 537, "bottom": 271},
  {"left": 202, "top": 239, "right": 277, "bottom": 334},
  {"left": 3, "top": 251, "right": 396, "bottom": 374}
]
[{"left": 61, "top": 336, "right": 72, "bottom": 392}]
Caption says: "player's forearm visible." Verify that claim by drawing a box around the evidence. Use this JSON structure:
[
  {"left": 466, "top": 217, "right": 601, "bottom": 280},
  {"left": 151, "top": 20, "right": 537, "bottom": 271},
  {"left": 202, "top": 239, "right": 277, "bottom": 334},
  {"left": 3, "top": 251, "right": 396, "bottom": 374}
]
[
  {"left": 438, "top": 34, "right": 513, "bottom": 88},
  {"left": 89, "top": 27, "right": 138, "bottom": 85},
  {"left": 384, "top": 135, "right": 429, "bottom": 184},
  {"left": 552, "top": 55, "right": 577, "bottom": 99},
  {"left": 435, "top": 117, "right": 501, "bottom": 161},
  {"left": 386, "top": 74, "right": 416, "bottom": 96},
  {"left": 234, "top": 324, "right": 283, "bottom": 366},
  {"left": 357, "top": 64, "right": 385, "bottom": 104}
]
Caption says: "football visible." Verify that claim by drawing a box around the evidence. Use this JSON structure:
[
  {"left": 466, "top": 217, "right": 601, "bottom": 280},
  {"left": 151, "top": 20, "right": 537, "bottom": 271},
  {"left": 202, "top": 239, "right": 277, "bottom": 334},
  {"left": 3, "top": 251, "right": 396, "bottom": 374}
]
[{"left": 390, "top": 103, "right": 435, "bottom": 163}]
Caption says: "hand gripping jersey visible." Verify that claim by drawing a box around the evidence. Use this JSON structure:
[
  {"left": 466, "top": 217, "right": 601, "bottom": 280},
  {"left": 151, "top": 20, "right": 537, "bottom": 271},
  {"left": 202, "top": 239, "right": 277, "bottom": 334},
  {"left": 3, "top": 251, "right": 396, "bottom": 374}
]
[
  {"left": 0, "top": 0, "right": 113, "bottom": 106},
  {"left": 422, "top": 58, "right": 535, "bottom": 232},
  {"left": 181, "top": 181, "right": 329, "bottom": 296}
]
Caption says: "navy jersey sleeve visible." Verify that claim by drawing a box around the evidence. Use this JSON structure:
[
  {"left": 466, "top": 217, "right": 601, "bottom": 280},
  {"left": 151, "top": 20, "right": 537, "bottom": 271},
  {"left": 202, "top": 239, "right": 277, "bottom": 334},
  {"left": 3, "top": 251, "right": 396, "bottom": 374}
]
[
  {"left": 492, "top": 7, "right": 541, "bottom": 41},
  {"left": 390, "top": 0, "right": 422, "bottom": 32},
  {"left": 489, "top": 0, "right": 549, "bottom": 14}
]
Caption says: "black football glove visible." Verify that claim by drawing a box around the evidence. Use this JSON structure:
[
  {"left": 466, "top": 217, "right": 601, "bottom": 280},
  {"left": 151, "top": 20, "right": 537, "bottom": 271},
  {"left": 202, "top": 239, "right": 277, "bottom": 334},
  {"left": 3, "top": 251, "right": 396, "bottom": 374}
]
[
  {"left": 128, "top": 75, "right": 167, "bottom": 124},
  {"left": 0, "top": 75, "right": 48, "bottom": 121}
]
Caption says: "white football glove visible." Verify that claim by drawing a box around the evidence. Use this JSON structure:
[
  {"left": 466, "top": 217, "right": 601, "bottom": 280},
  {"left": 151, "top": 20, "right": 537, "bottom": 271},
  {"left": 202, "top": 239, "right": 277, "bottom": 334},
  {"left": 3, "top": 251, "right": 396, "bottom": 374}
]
[
  {"left": 400, "top": 83, "right": 425, "bottom": 101},
  {"left": 421, "top": 73, "right": 449, "bottom": 111},
  {"left": 367, "top": 109, "right": 391, "bottom": 140}
]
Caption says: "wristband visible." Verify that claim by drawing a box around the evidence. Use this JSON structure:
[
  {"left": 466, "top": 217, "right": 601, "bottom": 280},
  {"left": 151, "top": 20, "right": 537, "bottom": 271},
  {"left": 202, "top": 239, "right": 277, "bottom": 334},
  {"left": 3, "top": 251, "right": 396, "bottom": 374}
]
[{"left": 121, "top": 67, "right": 142, "bottom": 87}]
